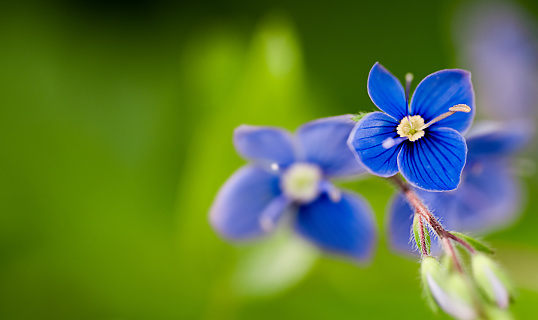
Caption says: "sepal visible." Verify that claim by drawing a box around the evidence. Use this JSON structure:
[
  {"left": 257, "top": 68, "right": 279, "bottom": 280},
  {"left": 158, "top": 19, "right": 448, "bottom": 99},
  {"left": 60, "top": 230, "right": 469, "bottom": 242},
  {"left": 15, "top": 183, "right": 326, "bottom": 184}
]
[
  {"left": 413, "top": 215, "right": 431, "bottom": 255},
  {"left": 450, "top": 232, "right": 495, "bottom": 255}
]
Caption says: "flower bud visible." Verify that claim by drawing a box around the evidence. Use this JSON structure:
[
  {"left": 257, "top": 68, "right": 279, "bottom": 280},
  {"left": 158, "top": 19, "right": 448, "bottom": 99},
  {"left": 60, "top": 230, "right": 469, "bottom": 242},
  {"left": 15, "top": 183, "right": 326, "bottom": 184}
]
[
  {"left": 421, "top": 257, "right": 477, "bottom": 320},
  {"left": 472, "top": 253, "right": 513, "bottom": 309},
  {"left": 413, "top": 215, "right": 430, "bottom": 255}
]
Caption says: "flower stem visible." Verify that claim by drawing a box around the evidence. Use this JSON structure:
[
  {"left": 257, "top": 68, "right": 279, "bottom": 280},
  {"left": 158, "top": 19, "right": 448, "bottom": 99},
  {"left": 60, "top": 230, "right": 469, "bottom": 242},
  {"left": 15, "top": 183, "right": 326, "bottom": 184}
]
[
  {"left": 446, "top": 232, "right": 476, "bottom": 254},
  {"left": 387, "top": 175, "right": 472, "bottom": 270}
]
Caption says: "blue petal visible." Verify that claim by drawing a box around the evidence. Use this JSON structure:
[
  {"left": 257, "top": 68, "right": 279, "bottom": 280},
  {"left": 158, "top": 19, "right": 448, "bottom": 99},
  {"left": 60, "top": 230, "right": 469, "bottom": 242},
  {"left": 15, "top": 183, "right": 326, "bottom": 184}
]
[
  {"left": 294, "top": 191, "right": 377, "bottom": 262},
  {"left": 347, "top": 112, "right": 402, "bottom": 177},
  {"left": 388, "top": 157, "right": 521, "bottom": 257},
  {"left": 453, "top": 1, "right": 538, "bottom": 120},
  {"left": 210, "top": 165, "right": 286, "bottom": 240},
  {"left": 386, "top": 193, "right": 442, "bottom": 257},
  {"left": 234, "top": 125, "right": 296, "bottom": 168},
  {"left": 410, "top": 69, "right": 475, "bottom": 133},
  {"left": 367, "top": 62, "right": 407, "bottom": 120},
  {"left": 398, "top": 127, "right": 467, "bottom": 191},
  {"left": 466, "top": 121, "right": 534, "bottom": 158},
  {"left": 416, "top": 158, "right": 521, "bottom": 233},
  {"left": 296, "top": 115, "right": 366, "bottom": 178}
]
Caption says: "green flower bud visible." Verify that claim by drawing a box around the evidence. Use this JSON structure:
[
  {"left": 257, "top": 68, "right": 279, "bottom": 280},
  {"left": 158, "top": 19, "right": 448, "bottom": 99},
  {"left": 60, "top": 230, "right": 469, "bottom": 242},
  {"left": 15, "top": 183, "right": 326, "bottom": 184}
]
[
  {"left": 421, "top": 257, "right": 477, "bottom": 320},
  {"left": 413, "top": 215, "right": 430, "bottom": 255},
  {"left": 472, "top": 253, "right": 514, "bottom": 309}
]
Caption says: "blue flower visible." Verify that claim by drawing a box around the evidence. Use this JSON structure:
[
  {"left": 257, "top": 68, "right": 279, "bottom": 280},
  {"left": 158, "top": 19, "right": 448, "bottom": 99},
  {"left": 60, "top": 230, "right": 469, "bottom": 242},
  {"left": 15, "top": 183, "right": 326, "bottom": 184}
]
[
  {"left": 387, "top": 121, "right": 533, "bottom": 256},
  {"left": 453, "top": 1, "right": 538, "bottom": 122},
  {"left": 210, "top": 115, "right": 377, "bottom": 262},
  {"left": 348, "top": 62, "right": 475, "bottom": 191}
]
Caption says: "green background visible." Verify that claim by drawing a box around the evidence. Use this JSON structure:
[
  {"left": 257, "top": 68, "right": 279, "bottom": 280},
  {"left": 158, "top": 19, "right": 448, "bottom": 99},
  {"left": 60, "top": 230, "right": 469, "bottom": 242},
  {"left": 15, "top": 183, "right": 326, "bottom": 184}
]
[{"left": 1, "top": 0, "right": 537, "bottom": 319}]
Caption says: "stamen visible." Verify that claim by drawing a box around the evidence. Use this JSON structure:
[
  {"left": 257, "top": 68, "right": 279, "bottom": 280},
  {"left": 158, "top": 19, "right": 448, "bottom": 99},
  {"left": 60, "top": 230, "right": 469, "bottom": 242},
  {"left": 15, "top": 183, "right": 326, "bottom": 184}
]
[
  {"left": 405, "top": 73, "right": 413, "bottom": 114},
  {"left": 319, "top": 180, "right": 341, "bottom": 202},
  {"left": 419, "top": 104, "right": 471, "bottom": 130},
  {"left": 280, "top": 163, "right": 322, "bottom": 203}
]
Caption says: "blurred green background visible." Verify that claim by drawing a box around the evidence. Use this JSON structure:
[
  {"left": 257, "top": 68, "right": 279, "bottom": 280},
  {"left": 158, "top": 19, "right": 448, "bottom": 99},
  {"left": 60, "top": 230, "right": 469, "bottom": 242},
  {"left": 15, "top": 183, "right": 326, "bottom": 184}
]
[{"left": 1, "top": 0, "right": 538, "bottom": 319}]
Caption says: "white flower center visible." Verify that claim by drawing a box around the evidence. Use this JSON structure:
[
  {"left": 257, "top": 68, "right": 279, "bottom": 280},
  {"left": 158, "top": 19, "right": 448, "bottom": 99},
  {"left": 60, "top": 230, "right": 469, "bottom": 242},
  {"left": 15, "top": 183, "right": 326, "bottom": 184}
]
[
  {"left": 281, "top": 163, "right": 322, "bottom": 203},
  {"left": 397, "top": 115, "right": 426, "bottom": 142}
]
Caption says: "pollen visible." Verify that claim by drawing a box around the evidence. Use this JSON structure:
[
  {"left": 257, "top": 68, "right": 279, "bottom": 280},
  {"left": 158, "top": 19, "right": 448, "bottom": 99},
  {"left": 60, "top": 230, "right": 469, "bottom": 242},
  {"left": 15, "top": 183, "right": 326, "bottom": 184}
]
[
  {"left": 397, "top": 115, "right": 426, "bottom": 142},
  {"left": 281, "top": 163, "right": 322, "bottom": 203}
]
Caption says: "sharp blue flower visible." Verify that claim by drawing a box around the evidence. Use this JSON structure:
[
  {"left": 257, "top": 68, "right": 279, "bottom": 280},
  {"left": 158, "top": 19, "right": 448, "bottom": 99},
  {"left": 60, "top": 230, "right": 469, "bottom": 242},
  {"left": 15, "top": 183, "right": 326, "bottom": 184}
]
[
  {"left": 387, "top": 121, "right": 533, "bottom": 256},
  {"left": 348, "top": 62, "right": 475, "bottom": 191},
  {"left": 210, "top": 115, "right": 377, "bottom": 262}
]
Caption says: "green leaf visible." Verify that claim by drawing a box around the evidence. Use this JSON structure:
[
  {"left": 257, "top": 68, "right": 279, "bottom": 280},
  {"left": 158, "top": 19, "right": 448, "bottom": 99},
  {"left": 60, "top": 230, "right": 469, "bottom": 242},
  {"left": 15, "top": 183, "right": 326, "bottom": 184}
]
[{"left": 450, "top": 231, "right": 495, "bottom": 254}]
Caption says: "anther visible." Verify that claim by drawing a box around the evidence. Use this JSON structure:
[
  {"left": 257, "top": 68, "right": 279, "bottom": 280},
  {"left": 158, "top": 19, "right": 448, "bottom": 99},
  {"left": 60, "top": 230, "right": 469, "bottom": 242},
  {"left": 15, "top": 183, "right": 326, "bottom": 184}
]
[
  {"left": 405, "top": 72, "right": 414, "bottom": 108},
  {"left": 419, "top": 104, "right": 471, "bottom": 130}
]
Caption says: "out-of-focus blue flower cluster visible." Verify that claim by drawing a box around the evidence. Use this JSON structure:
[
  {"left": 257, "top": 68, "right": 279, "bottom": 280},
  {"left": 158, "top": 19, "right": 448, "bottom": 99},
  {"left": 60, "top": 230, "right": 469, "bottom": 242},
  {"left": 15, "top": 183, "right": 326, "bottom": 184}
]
[{"left": 210, "top": 0, "right": 536, "bottom": 267}]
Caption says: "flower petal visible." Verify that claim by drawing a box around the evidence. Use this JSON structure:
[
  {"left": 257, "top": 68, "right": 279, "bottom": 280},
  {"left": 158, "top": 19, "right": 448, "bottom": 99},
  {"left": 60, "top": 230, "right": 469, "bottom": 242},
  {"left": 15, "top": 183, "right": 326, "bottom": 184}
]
[
  {"left": 417, "top": 158, "right": 521, "bottom": 233},
  {"left": 388, "top": 158, "right": 521, "bottom": 257},
  {"left": 234, "top": 125, "right": 296, "bottom": 169},
  {"left": 410, "top": 69, "right": 475, "bottom": 133},
  {"left": 466, "top": 120, "right": 534, "bottom": 158},
  {"left": 398, "top": 127, "right": 467, "bottom": 191},
  {"left": 347, "top": 112, "right": 402, "bottom": 177},
  {"left": 294, "top": 191, "right": 377, "bottom": 262},
  {"left": 453, "top": 1, "right": 538, "bottom": 121},
  {"left": 386, "top": 193, "right": 442, "bottom": 257},
  {"left": 367, "top": 62, "right": 407, "bottom": 120},
  {"left": 210, "top": 165, "right": 286, "bottom": 240},
  {"left": 296, "top": 115, "right": 365, "bottom": 178}
]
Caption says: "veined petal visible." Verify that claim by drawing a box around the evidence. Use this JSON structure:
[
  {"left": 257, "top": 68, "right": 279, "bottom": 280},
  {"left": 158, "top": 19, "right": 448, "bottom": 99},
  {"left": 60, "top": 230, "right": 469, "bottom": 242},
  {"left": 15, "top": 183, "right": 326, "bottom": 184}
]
[
  {"left": 466, "top": 120, "right": 534, "bottom": 158},
  {"left": 387, "top": 193, "right": 442, "bottom": 257},
  {"left": 410, "top": 69, "right": 475, "bottom": 133},
  {"left": 296, "top": 115, "right": 365, "bottom": 178},
  {"left": 347, "top": 112, "right": 402, "bottom": 177},
  {"left": 367, "top": 62, "right": 408, "bottom": 120},
  {"left": 210, "top": 165, "right": 286, "bottom": 240},
  {"left": 398, "top": 127, "right": 467, "bottom": 191},
  {"left": 234, "top": 125, "right": 296, "bottom": 168},
  {"left": 294, "top": 191, "right": 377, "bottom": 262},
  {"left": 420, "top": 158, "right": 521, "bottom": 233},
  {"left": 388, "top": 158, "right": 521, "bottom": 258}
]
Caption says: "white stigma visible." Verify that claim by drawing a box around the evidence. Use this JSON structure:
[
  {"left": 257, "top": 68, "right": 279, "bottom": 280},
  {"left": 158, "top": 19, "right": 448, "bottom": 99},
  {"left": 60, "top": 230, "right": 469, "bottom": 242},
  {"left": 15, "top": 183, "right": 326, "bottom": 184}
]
[
  {"left": 397, "top": 115, "right": 426, "bottom": 141},
  {"left": 281, "top": 163, "right": 322, "bottom": 203}
]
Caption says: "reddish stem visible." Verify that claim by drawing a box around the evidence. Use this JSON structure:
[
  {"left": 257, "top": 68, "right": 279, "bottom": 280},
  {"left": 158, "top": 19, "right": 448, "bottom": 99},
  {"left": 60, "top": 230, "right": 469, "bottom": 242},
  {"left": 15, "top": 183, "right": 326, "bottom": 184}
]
[
  {"left": 389, "top": 175, "right": 468, "bottom": 272},
  {"left": 446, "top": 232, "right": 476, "bottom": 254},
  {"left": 442, "top": 237, "right": 464, "bottom": 274}
]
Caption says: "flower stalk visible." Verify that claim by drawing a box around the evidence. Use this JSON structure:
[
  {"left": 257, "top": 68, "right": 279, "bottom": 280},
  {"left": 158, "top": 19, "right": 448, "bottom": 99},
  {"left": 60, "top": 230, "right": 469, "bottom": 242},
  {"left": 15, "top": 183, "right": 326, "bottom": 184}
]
[
  {"left": 388, "top": 174, "right": 474, "bottom": 267},
  {"left": 389, "top": 174, "right": 515, "bottom": 319}
]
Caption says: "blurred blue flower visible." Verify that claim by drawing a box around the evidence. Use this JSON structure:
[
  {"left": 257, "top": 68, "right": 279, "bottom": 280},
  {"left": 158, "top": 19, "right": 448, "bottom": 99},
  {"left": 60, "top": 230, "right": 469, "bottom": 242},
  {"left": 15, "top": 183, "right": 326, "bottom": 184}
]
[
  {"left": 453, "top": 0, "right": 538, "bottom": 122},
  {"left": 387, "top": 121, "right": 533, "bottom": 256},
  {"left": 348, "top": 63, "right": 475, "bottom": 191},
  {"left": 210, "top": 115, "right": 377, "bottom": 262}
]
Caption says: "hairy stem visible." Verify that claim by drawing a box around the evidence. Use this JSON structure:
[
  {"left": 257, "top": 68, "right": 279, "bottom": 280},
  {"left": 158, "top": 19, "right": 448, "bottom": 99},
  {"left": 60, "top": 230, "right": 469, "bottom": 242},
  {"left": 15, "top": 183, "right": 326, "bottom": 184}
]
[{"left": 388, "top": 175, "right": 468, "bottom": 270}]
